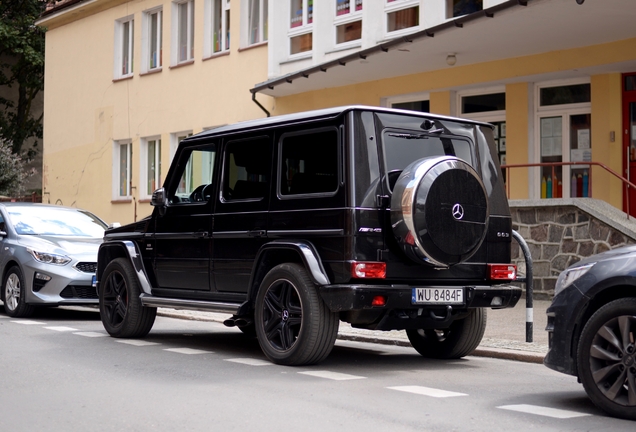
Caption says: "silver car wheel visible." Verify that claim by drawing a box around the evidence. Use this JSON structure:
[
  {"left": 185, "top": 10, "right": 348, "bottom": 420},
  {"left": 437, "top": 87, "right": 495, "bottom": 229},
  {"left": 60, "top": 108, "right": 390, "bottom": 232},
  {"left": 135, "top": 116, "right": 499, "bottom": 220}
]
[{"left": 5, "top": 273, "right": 21, "bottom": 311}]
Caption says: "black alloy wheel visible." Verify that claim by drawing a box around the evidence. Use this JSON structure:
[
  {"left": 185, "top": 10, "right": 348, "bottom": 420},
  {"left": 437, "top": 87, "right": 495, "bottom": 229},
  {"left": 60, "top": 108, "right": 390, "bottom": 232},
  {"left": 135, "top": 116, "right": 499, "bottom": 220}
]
[
  {"left": 255, "top": 263, "right": 339, "bottom": 366},
  {"left": 99, "top": 258, "right": 156, "bottom": 338},
  {"left": 578, "top": 298, "right": 636, "bottom": 420}
]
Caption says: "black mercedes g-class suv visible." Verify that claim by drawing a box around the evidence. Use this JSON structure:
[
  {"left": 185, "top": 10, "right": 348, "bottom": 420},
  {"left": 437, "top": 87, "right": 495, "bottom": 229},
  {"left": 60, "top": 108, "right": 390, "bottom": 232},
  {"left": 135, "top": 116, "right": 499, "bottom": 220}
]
[{"left": 96, "top": 106, "right": 521, "bottom": 365}]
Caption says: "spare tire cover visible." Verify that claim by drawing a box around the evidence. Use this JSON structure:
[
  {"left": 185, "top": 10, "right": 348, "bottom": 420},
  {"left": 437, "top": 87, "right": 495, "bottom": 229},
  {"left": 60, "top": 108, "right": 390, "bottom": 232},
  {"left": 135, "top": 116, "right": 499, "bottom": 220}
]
[{"left": 390, "top": 156, "right": 489, "bottom": 267}]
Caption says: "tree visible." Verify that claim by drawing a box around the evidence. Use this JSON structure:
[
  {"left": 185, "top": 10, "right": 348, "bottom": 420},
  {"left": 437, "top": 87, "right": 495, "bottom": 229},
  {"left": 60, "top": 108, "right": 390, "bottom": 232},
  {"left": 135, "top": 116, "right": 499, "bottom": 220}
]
[
  {"left": 0, "top": 0, "right": 46, "bottom": 158},
  {"left": 0, "top": 138, "right": 29, "bottom": 196}
]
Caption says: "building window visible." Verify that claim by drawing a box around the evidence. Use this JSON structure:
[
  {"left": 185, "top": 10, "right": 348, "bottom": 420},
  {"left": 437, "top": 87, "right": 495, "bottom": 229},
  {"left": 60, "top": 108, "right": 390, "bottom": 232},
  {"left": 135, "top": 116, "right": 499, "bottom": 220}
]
[
  {"left": 142, "top": 137, "right": 162, "bottom": 198},
  {"left": 170, "top": 131, "right": 193, "bottom": 160},
  {"left": 113, "top": 140, "right": 132, "bottom": 199},
  {"left": 540, "top": 83, "right": 591, "bottom": 107},
  {"left": 248, "top": 0, "right": 268, "bottom": 45},
  {"left": 114, "top": 16, "right": 134, "bottom": 78},
  {"left": 142, "top": 8, "right": 162, "bottom": 73},
  {"left": 447, "top": 0, "right": 482, "bottom": 18},
  {"left": 461, "top": 92, "right": 506, "bottom": 114},
  {"left": 210, "top": 0, "right": 231, "bottom": 53},
  {"left": 173, "top": 0, "right": 194, "bottom": 64},
  {"left": 386, "top": 1, "right": 419, "bottom": 34},
  {"left": 289, "top": 0, "right": 313, "bottom": 55},
  {"left": 335, "top": 0, "right": 362, "bottom": 45},
  {"left": 392, "top": 100, "right": 429, "bottom": 113}
]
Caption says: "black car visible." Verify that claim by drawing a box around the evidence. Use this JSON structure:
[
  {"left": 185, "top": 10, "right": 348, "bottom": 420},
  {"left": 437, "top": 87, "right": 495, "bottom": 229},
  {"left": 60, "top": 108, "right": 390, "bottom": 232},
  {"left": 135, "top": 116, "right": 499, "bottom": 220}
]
[
  {"left": 545, "top": 245, "right": 636, "bottom": 420},
  {"left": 96, "top": 105, "right": 520, "bottom": 365}
]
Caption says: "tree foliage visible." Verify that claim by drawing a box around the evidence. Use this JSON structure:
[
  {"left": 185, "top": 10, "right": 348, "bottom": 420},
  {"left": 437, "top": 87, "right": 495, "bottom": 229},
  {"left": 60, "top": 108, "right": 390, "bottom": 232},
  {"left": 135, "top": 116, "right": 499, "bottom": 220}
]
[
  {"left": 0, "top": 0, "right": 46, "bottom": 157},
  {"left": 0, "top": 138, "right": 29, "bottom": 196}
]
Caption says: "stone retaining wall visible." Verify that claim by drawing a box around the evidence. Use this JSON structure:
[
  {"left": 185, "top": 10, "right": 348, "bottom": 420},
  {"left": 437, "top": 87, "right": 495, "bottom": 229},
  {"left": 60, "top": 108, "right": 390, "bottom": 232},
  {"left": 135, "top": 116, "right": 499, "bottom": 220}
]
[{"left": 510, "top": 205, "right": 635, "bottom": 299}]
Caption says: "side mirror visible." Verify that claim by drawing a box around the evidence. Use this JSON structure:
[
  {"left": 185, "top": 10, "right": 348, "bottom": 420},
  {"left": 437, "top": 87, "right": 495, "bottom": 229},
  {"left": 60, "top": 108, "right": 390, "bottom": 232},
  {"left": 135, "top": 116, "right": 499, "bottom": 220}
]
[
  {"left": 151, "top": 187, "right": 168, "bottom": 216},
  {"left": 108, "top": 222, "right": 121, "bottom": 229},
  {"left": 0, "top": 230, "right": 6, "bottom": 239}
]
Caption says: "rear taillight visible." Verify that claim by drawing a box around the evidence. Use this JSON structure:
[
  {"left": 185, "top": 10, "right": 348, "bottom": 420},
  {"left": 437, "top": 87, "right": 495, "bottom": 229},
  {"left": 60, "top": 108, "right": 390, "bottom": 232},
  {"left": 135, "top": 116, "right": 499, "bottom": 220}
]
[
  {"left": 488, "top": 264, "right": 517, "bottom": 281},
  {"left": 351, "top": 261, "right": 387, "bottom": 279}
]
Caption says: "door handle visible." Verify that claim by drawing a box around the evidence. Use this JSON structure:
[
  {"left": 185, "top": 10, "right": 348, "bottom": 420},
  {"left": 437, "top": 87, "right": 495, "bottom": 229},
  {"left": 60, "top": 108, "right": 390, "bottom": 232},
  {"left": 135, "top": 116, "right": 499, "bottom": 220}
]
[
  {"left": 248, "top": 230, "right": 266, "bottom": 237},
  {"left": 193, "top": 231, "right": 208, "bottom": 238}
]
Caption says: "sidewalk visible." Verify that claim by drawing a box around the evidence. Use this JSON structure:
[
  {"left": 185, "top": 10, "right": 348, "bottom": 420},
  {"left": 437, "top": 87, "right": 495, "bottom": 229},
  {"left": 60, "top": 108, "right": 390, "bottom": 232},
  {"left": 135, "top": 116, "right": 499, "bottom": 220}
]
[{"left": 158, "top": 297, "right": 550, "bottom": 364}]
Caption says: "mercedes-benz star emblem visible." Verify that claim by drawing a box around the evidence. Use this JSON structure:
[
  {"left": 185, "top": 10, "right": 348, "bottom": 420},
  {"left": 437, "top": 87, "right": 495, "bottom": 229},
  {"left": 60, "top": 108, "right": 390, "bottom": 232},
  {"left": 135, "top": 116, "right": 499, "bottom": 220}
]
[
  {"left": 282, "top": 310, "right": 289, "bottom": 322},
  {"left": 452, "top": 203, "right": 465, "bottom": 220}
]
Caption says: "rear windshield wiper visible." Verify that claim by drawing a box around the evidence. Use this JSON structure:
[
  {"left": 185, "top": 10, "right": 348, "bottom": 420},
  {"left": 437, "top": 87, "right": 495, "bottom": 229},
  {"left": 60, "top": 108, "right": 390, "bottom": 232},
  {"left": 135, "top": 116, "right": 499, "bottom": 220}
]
[{"left": 388, "top": 130, "right": 444, "bottom": 140}]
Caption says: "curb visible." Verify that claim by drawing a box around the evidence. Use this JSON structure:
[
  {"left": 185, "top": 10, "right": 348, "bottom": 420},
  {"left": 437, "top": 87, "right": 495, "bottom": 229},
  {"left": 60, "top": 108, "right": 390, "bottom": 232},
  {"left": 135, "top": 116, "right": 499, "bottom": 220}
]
[{"left": 157, "top": 310, "right": 546, "bottom": 364}]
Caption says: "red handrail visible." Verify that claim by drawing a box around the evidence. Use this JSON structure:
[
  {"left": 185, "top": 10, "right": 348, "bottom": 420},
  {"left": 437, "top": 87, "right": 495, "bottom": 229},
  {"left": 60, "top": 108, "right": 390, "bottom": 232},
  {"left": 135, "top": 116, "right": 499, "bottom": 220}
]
[{"left": 501, "top": 161, "right": 636, "bottom": 218}]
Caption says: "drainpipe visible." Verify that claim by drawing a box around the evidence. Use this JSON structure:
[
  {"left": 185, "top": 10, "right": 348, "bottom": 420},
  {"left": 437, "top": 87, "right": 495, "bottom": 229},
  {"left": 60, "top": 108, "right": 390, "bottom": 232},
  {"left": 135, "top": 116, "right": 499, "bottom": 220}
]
[{"left": 251, "top": 91, "right": 270, "bottom": 117}]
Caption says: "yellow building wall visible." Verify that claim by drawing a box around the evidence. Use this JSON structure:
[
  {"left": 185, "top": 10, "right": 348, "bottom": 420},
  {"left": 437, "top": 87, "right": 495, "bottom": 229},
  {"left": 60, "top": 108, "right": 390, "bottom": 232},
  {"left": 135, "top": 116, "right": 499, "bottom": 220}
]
[
  {"left": 590, "top": 73, "right": 623, "bottom": 209},
  {"left": 505, "top": 83, "right": 530, "bottom": 200},
  {"left": 41, "top": 0, "right": 272, "bottom": 225}
]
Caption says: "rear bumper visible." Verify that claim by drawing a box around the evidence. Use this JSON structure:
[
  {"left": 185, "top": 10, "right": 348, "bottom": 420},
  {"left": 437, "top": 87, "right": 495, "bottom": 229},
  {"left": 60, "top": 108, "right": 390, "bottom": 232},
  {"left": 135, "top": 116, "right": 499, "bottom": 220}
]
[{"left": 318, "top": 283, "right": 521, "bottom": 312}]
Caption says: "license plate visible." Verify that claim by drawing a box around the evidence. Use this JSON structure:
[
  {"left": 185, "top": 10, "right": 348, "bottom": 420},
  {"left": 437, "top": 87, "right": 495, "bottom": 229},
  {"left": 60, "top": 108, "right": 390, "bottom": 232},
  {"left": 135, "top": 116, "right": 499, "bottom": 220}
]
[
  {"left": 412, "top": 288, "right": 464, "bottom": 305},
  {"left": 92, "top": 275, "right": 97, "bottom": 288}
]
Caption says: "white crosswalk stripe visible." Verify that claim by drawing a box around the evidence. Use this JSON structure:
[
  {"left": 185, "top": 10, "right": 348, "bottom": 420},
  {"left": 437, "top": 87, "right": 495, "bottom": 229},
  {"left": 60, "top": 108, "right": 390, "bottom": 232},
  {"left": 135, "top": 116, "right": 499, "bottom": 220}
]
[
  {"left": 225, "top": 358, "right": 272, "bottom": 366},
  {"left": 73, "top": 331, "right": 109, "bottom": 338},
  {"left": 11, "top": 320, "right": 46, "bottom": 325},
  {"left": 497, "top": 404, "right": 591, "bottom": 419},
  {"left": 298, "top": 371, "right": 366, "bottom": 381},
  {"left": 116, "top": 339, "right": 160, "bottom": 347},
  {"left": 44, "top": 326, "right": 78, "bottom": 332},
  {"left": 388, "top": 386, "right": 468, "bottom": 398},
  {"left": 164, "top": 348, "right": 213, "bottom": 355}
]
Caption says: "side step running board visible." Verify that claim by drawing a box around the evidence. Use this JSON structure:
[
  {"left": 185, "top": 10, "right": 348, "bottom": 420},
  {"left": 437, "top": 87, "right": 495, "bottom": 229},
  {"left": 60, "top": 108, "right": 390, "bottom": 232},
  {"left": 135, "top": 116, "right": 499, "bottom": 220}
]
[{"left": 140, "top": 294, "right": 242, "bottom": 314}]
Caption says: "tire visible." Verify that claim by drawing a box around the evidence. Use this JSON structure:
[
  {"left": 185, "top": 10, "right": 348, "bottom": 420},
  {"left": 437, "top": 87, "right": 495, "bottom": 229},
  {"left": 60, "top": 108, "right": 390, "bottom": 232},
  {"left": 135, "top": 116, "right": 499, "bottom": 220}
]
[
  {"left": 577, "top": 298, "right": 636, "bottom": 420},
  {"left": 99, "top": 258, "right": 156, "bottom": 338},
  {"left": 2, "top": 266, "right": 35, "bottom": 318},
  {"left": 254, "top": 263, "right": 339, "bottom": 366},
  {"left": 390, "top": 156, "right": 489, "bottom": 267},
  {"left": 406, "top": 308, "right": 487, "bottom": 359}
]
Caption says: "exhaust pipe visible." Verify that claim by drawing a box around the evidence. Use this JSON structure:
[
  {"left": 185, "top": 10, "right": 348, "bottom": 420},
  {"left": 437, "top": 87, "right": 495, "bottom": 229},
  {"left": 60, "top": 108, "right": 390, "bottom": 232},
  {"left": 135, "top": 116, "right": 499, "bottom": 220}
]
[
  {"left": 223, "top": 318, "right": 237, "bottom": 327},
  {"left": 235, "top": 318, "right": 253, "bottom": 328}
]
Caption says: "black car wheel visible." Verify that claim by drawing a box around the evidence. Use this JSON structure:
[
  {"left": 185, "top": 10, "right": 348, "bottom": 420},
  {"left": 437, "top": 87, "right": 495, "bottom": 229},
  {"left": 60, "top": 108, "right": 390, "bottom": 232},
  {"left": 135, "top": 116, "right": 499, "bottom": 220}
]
[
  {"left": 406, "top": 308, "right": 487, "bottom": 359},
  {"left": 577, "top": 298, "right": 636, "bottom": 420},
  {"left": 99, "top": 258, "right": 156, "bottom": 338},
  {"left": 255, "top": 263, "right": 339, "bottom": 365},
  {"left": 2, "top": 266, "right": 35, "bottom": 318}
]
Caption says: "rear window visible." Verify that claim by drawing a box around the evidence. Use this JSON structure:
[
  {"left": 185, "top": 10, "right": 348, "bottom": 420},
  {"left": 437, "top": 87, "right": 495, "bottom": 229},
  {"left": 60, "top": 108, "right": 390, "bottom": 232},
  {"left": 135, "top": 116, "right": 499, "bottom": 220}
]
[{"left": 382, "top": 129, "right": 473, "bottom": 190}]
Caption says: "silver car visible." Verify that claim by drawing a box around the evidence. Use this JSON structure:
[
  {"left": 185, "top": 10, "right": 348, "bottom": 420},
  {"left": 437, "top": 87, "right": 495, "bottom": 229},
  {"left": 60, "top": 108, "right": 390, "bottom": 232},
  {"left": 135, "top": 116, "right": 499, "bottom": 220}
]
[{"left": 0, "top": 203, "right": 107, "bottom": 317}]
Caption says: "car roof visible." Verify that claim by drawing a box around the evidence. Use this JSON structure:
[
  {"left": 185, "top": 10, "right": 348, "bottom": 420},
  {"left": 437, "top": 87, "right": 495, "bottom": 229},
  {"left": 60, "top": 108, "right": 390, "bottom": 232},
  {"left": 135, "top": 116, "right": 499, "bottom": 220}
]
[{"left": 184, "top": 105, "right": 492, "bottom": 144}]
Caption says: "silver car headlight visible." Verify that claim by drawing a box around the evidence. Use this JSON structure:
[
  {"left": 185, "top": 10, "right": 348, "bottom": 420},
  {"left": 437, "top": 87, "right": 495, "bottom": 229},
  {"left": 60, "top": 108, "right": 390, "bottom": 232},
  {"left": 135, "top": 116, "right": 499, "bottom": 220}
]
[
  {"left": 27, "top": 248, "right": 71, "bottom": 265},
  {"left": 554, "top": 262, "right": 596, "bottom": 296}
]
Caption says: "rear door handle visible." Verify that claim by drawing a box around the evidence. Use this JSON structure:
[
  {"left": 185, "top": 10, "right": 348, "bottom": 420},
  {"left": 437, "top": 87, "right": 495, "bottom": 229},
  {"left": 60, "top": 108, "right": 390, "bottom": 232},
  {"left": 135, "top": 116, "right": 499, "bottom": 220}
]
[
  {"left": 248, "top": 230, "right": 266, "bottom": 237},
  {"left": 193, "top": 231, "right": 208, "bottom": 238}
]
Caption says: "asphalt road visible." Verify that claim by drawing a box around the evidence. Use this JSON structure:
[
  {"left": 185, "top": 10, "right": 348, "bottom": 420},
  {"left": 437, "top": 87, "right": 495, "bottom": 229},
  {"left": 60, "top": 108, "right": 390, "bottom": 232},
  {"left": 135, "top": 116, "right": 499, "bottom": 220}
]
[{"left": 1, "top": 307, "right": 633, "bottom": 431}]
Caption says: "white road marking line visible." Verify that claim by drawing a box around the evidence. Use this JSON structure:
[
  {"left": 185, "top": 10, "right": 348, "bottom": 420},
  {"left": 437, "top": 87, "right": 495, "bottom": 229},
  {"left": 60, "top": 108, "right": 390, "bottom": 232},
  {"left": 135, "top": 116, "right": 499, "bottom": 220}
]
[
  {"left": 298, "top": 371, "right": 366, "bottom": 381},
  {"left": 44, "top": 326, "right": 78, "bottom": 332},
  {"left": 164, "top": 348, "right": 213, "bottom": 355},
  {"left": 225, "top": 358, "right": 273, "bottom": 366},
  {"left": 116, "top": 339, "right": 160, "bottom": 347},
  {"left": 73, "top": 331, "right": 109, "bottom": 338},
  {"left": 497, "top": 404, "right": 592, "bottom": 419},
  {"left": 388, "top": 386, "right": 468, "bottom": 398},
  {"left": 10, "top": 320, "right": 46, "bottom": 325}
]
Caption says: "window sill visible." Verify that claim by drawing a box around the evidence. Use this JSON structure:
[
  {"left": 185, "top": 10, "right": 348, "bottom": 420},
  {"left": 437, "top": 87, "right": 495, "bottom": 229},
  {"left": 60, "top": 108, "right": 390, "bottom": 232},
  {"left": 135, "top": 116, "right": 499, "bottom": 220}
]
[
  {"left": 112, "top": 75, "right": 134, "bottom": 83},
  {"left": 238, "top": 41, "right": 268, "bottom": 52},
  {"left": 111, "top": 198, "right": 132, "bottom": 204},
  {"left": 203, "top": 50, "right": 230, "bottom": 62},
  {"left": 280, "top": 52, "right": 312, "bottom": 65},
  {"left": 325, "top": 42, "right": 361, "bottom": 56},
  {"left": 169, "top": 60, "right": 195, "bottom": 70},
  {"left": 140, "top": 68, "right": 162, "bottom": 77},
  {"left": 138, "top": 198, "right": 152, "bottom": 203}
]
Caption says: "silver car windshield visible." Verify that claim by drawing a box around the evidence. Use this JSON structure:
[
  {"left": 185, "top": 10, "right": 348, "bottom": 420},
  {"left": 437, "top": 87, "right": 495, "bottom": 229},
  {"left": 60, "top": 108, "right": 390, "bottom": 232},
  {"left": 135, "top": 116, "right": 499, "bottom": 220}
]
[{"left": 7, "top": 207, "right": 106, "bottom": 237}]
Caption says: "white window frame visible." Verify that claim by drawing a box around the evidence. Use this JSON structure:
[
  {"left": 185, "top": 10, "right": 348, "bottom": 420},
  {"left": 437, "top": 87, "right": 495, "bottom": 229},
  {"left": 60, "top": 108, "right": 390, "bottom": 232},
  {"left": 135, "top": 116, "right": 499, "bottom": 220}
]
[
  {"left": 457, "top": 86, "right": 506, "bottom": 122},
  {"left": 243, "top": 0, "right": 268, "bottom": 47},
  {"left": 288, "top": 0, "right": 313, "bottom": 58},
  {"left": 142, "top": 7, "right": 163, "bottom": 73},
  {"left": 533, "top": 78, "right": 592, "bottom": 200},
  {"left": 205, "top": 0, "right": 231, "bottom": 57},
  {"left": 141, "top": 136, "right": 162, "bottom": 199},
  {"left": 384, "top": 0, "right": 420, "bottom": 38},
  {"left": 383, "top": 91, "right": 430, "bottom": 110},
  {"left": 113, "top": 140, "right": 132, "bottom": 200},
  {"left": 334, "top": 0, "right": 363, "bottom": 48},
  {"left": 114, "top": 16, "right": 134, "bottom": 79},
  {"left": 172, "top": 0, "right": 195, "bottom": 65},
  {"left": 446, "top": 0, "right": 483, "bottom": 19},
  {"left": 170, "top": 131, "right": 193, "bottom": 161}
]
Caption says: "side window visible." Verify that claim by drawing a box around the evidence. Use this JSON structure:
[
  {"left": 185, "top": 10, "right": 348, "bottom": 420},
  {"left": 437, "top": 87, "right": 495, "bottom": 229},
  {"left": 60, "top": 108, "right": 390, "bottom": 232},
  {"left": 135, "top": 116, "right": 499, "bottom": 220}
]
[
  {"left": 223, "top": 137, "right": 271, "bottom": 201},
  {"left": 279, "top": 128, "right": 339, "bottom": 196},
  {"left": 0, "top": 214, "right": 5, "bottom": 232},
  {"left": 169, "top": 145, "right": 216, "bottom": 203}
]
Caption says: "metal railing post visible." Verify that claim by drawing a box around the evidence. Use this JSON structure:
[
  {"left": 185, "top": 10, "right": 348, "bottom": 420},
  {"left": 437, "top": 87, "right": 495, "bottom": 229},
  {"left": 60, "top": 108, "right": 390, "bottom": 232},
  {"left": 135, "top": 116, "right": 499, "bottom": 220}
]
[{"left": 512, "top": 230, "right": 534, "bottom": 343}]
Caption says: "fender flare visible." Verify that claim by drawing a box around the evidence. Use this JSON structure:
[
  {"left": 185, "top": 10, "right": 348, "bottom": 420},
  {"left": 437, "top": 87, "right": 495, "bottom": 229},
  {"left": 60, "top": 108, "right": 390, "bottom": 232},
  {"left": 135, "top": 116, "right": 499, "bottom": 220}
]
[{"left": 97, "top": 240, "right": 153, "bottom": 295}]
